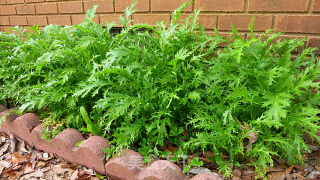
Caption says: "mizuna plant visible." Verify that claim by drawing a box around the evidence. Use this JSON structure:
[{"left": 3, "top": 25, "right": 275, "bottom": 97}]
[{"left": 0, "top": 2, "right": 319, "bottom": 178}]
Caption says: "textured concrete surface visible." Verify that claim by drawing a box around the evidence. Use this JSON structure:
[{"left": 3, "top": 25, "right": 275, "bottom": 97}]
[
  {"left": 105, "top": 149, "right": 144, "bottom": 180},
  {"left": 192, "top": 173, "right": 223, "bottom": 180},
  {"left": 137, "top": 160, "right": 186, "bottom": 180},
  {"left": 13, "top": 113, "right": 41, "bottom": 146},
  {"left": 76, "top": 136, "right": 110, "bottom": 174}
]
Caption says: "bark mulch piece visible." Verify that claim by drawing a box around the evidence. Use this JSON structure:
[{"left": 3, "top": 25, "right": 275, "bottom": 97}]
[{"left": 0, "top": 132, "right": 106, "bottom": 180}]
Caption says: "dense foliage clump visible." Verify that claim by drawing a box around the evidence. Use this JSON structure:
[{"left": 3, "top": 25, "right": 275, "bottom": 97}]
[{"left": 0, "top": 2, "right": 319, "bottom": 177}]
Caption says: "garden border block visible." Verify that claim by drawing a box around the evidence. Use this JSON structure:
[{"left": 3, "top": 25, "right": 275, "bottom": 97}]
[
  {"left": 0, "top": 104, "right": 223, "bottom": 179},
  {"left": 12, "top": 113, "right": 41, "bottom": 146}
]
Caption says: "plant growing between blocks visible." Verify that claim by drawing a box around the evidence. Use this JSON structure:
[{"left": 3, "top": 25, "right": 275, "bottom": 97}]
[{"left": 0, "top": 1, "right": 319, "bottom": 178}]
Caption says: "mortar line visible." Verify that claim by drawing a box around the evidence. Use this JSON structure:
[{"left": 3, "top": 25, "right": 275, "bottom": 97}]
[
  {"left": 244, "top": 0, "right": 248, "bottom": 13},
  {"left": 308, "top": 0, "right": 315, "bottom": 14}
]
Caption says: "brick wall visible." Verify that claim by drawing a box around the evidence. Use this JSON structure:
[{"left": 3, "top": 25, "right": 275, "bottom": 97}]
[{"left": 0, "top": 0, "right": 320, "bottom": 53}]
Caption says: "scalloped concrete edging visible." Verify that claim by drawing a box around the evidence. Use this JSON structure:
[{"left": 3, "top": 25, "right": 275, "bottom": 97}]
[{"left": 0, "top": 105, "right": 222, "bottom": 180}]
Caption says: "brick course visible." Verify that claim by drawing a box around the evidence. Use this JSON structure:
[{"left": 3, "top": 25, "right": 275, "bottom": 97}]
[
  {"left": 115, "top": 0, "right": 149, "bottom": 12},
  {"left": 219, "top": 15, "right": 273, "bottom": 31},
  {"left": 99, "top": 14, "right": 122, "bottom": 26},
  {"left": 314, "top": 0, "right": 320, "bottom": 12},
  {"left": 83, "top": 0, "right": 113, "bottom": 13},
  {"left": 0, "top": 0, "right": 6, "bottom": 5},
  {"left": 0, "top": 16, "right": 10, "bottom": 25},
  {"left": 35, "top": 3, "right": 58, "bottom": 14},
  {"left": 16, "top": 4, "right": 36, "bottom": 15},
  {"left": 151, "top": 0, "right": 192, "bottom": 12},
  {"left": 275, "top": 15, "right": 320, "bottom": 34},
  {"left": 27, "top": 16, "right": 47, "bottom": 26},
  {"left": 47, "top": 15, "right": 71, "bottom": 26},
  {"left": 194, "top": 0, "right": 245, "bottom": 12},
  {"left": 6, "top": 0, "right": 24, "bottom": 5},
  {"left": 71, "top": 14, "right": 99, "bottom": 24},
  {"left": 58, "top": 1, "right": 83, "bottom": 14},
  {"left": 0, "top": 5, "right": 16, "bottom": 15},
  {"left": 248, "top": 0, "right": 308, "bottom": 12},
  {"left": 0, "top": 0, "right": 320, "bottom": 52},
  {"left": 10, "top": 16, "right": 27, "bottom": 26},
  {"left": 132, "top": 14, "right": 171, "bottom": 25},
  {"left": 25, "top": 0, "right": 46, "bottom": 3}
]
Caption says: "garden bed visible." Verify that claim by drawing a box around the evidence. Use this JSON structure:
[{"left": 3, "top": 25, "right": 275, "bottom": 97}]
[{"left": 1, "top": 2, "right": 320, "bottom": 179}]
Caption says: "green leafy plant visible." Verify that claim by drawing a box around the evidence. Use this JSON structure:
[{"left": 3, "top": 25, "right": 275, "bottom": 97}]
[
  {"left": 79, "top": 106, "right": 101, "bottom": 135},
  {"left": 0, "top": 1, "right": 319, "bottom": 178},
  {"left": 183, "top": 157, "right": 204, "bottom": 173}
]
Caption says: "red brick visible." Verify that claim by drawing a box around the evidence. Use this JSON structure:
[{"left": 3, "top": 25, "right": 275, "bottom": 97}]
[
  {"left": 0, "top": 5, "right": 16, "bottom": 15},
  {"left": 35, "top": 3, "right": 58, "bottom": 14},
  {"left": 99, "top": 14, "right": 122, "bottom": 27},
  {"left": 0, "top": 16, "right": 10, "bottom": 25},
  {"left": 195, "top": 0, "right": 245, "bottom": 12},
  {"left": 71, "top": 14, "right": 99, "bottom": 24},
  {"left": 6, "top": 0, "right": 24, "bottom": 4},
  {"left": 27, "top": 16, "right": 47, "bottom": 26},
  {"left": 0, "top": 0, "right": 6, "bottom": 5},
  {"left": 16, "top": 4, "right": 36, "bottom": 15},
  {"left": 198, "top": 14, "right": 218, "bottom": 29},
  {"left": 314, "top": 0, "right": 320, "bottom": 12},
  {"left": 48, "top": 15, "right": 71, "bottom": 26},
  {"left": 218, "top": 15, "right": 273, "bottom": 31},
  {"left": 2, "top": 26, "right": 13, "bottom": 33},
  {"left": 83, "top": 0, "right": 113, "bottom": 13},
  {"left": 132, "top": 14, "right": 170, "bottom": 25},
  {"left": 248, "top": 0, "right": 308, "bottom": 12},
  {"left": 151, "top": 0, "right": 192, "bottom": 12},
  {"left": 25, "top": 0, "right": 45, "bottom": 3},
  {"left": 179, "top": 14, "right": 217, "bottom": 29},
  {"left": 58, "top": 1, "right": 83, "bottom": 14},
  {"left": 308, "top": 37, "right": 320, "bottom": 54},
  {"left": 10, "top": 16, "right": 27, "bottom": 26},
  {"left": 115, "top": 0, "right": 149, "bottom": 12},
  {"left": 275, "top": 15, "right": 320, "bottom": 34}
]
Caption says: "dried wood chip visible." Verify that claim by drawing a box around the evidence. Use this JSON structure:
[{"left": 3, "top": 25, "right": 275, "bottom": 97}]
[
  {"left": 267, "top": 167, "right": 284, "bottom": 173},
  {"left": 267, "top": 171, "right": 286, "bottom": 180},
  {"left": 0, "top": 143, "right": 9, "bottom": 157},
  {"left": 36, "top": 161, "right": 46, "bottom": 168},
  {"left": 24, "top": 162, "right": 35, "bottom": 174},
  {"left": 292, "top": 173, "right": 305, "bottom": 180},
  {"left": 286, "top": 166, "right": 293, "bottom": 180},
  {"left": 0, "top": 166, "right": 4, "bottom": 175},
  {"left": 9, "top": 133, "right": 16, "bottom": 153},
  {"left": 70, "top": 169, "right": 79, "bottom": 180},
  {"left": 246, "top": 132, "right": 259, "bottom": 151}
]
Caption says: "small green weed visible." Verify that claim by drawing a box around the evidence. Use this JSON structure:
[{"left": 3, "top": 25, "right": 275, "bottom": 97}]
[{"left": 0, "top": 2, "right": 319, "bottom": 178}]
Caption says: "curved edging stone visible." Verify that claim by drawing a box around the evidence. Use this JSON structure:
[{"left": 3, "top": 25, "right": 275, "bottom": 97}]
[
  {"left": 31, "top": 124, "right": 54, "bottom": 153},
  {"left": 0, "top": 105, "right": 224, "bottom": 179},
  {"left": 105, "top": 149, "right": 144, "bottom": 180},
  {"left": 137, "top": 160, "right": 186, "bottom": 180},
  {"left": 0, "top": 104, "right": 6, "bottom": 112},
  {"left": 50, "top": 128, "right": 85, "bottom": 162},
  {"left": 0, "top": 108, "right": 19, "bottom": 136},
  {"left": 191, "top": 173, "right": 223, "bottom": 180},
  {"left": 12, "top": 113, "right": 41, "bottom": 146},
  {"left": 75, "top": 136, "right": 110, "bottom": 174}
]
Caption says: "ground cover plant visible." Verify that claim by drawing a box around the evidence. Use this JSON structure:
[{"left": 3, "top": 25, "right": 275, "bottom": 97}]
[{"left": 0, "top": 1, "right": 320, "bottom": 178}]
